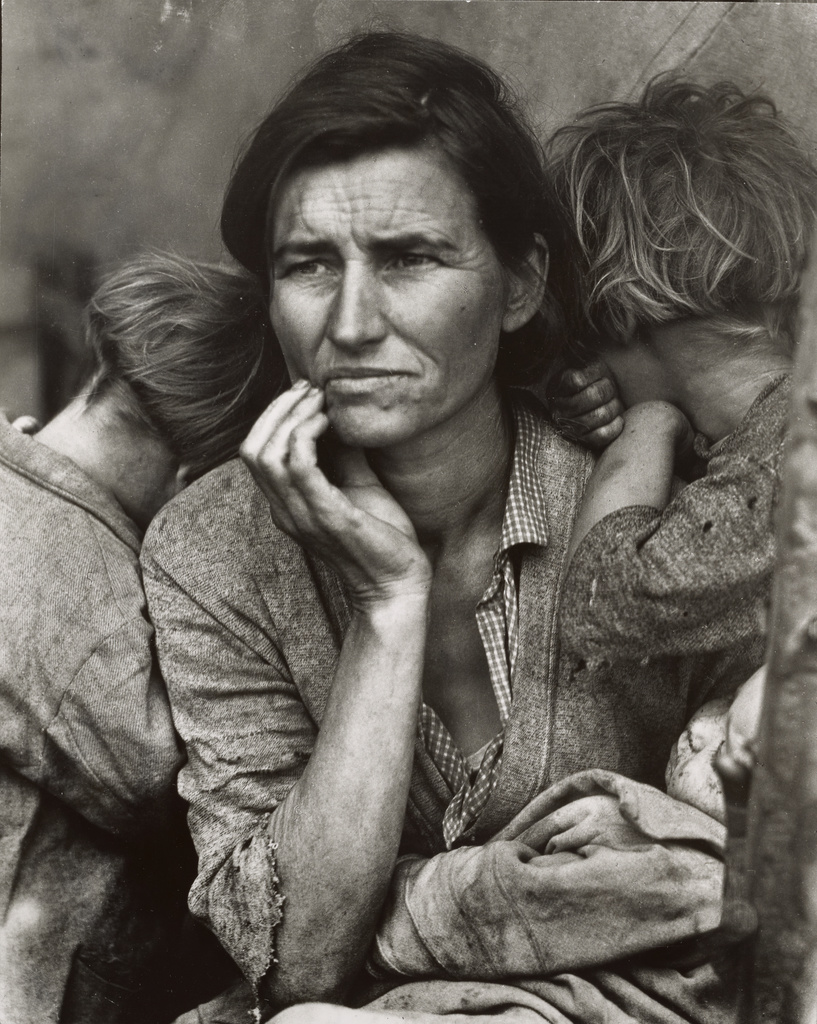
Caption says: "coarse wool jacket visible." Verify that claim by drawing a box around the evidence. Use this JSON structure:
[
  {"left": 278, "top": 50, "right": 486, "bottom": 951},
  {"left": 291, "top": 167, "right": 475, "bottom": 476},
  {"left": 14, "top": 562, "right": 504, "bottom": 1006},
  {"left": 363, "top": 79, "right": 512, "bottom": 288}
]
[
  {"left": 560, "top": 376, "right": 790, "bottom": 666},
  {"left": 0, "top": 419, "right": 226, "bottom": 1024},
  {"left": 141, "top": 392, "right": 765, "bottom": 995}
]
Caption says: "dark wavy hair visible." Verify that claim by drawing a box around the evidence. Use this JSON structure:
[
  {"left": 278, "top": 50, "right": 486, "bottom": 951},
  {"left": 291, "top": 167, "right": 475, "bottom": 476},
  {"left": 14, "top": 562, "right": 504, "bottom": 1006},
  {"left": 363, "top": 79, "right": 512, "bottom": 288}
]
[
  {"left": 83, "top": 252, "right": 286, "bottom": 478},
  {"left": 548, "top": 76, "right": 817, "bottom": 353},
  {"left": 221, "top": 31, "right": 579, "bottom": 386}
]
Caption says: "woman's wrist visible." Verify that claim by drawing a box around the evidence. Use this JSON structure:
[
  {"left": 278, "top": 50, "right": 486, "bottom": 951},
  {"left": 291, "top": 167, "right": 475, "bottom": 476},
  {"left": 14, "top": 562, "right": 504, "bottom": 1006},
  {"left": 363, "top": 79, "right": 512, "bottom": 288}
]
[{"left": 350, "top": 576, "right": 432, "bottom": 621}]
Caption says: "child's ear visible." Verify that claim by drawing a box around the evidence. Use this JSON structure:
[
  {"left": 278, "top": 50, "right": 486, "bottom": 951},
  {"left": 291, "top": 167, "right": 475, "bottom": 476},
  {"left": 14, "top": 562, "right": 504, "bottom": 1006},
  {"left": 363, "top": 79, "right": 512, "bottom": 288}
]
[{"left": 501, "top": 233, "right": 550, "bottom": 334}]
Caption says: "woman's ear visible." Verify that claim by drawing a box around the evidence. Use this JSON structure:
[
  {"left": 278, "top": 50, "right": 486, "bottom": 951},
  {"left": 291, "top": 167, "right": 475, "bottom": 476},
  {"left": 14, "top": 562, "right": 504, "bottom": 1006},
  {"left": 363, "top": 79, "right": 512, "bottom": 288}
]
[
  {"left": 501, "top": 234, "right": 550, "bottom": 334},
  {"left": 174, "top": 463, "right": 194, "bottom": 495}
]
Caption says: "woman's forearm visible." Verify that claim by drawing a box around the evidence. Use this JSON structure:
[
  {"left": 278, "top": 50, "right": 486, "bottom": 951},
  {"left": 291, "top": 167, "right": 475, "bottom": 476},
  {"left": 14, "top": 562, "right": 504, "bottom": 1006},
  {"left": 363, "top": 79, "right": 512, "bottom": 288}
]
[{"left": 262, "top": 590, "right": 429, "bottom": 1007}]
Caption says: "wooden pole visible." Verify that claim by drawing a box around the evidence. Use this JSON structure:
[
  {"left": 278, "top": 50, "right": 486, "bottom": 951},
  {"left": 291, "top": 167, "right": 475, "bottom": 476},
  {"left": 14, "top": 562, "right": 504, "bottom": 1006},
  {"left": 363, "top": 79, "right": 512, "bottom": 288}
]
[{"left": 738, "top": 232, "right": 817, "bottom": 1022}]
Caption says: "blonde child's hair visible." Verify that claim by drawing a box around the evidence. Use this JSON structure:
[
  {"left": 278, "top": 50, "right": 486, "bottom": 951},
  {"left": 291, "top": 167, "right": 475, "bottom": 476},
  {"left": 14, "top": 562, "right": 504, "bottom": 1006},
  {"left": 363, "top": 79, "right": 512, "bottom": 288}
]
[{"left": 548, "top": 77, "right": 817, "bottom": 353}]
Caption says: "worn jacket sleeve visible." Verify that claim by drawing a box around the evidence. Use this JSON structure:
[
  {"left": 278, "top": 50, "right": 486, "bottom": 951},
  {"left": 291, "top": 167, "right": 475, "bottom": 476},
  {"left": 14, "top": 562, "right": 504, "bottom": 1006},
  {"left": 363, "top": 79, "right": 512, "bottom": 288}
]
[
  {"left": 0, "top": 608, "right": 183, "bottom": 838},
  {"left": 559, "top": 381, "right": 789, "bottom": 663},
  {"left": 141, "top": 495, "right": 318, "bottom": 991},
  {"left": 371, "top": 770, "right": 735, "bottom": 981}
]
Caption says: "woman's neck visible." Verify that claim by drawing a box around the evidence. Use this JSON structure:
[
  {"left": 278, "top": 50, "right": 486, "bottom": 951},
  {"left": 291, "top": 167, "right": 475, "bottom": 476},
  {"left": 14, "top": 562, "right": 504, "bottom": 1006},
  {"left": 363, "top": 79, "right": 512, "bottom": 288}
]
[{"left": 367, "top": 383, "right": 513, "bottom": 558}]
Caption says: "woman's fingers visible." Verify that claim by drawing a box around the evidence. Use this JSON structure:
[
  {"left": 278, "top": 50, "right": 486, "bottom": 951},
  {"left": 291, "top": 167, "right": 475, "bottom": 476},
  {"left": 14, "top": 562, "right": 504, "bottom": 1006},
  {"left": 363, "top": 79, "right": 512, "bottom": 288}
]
[
  {"left": 240, "top": 379, "right": 313, "bottom": 461},
  {"left": 242, "top": 388, "right": 397, "bottom": 543},
  {"left": 281, "top": 457, "right": 428, "bottom": 597},
  {"left": 240, "top": 382, "right": 429, "bottom": 598},
  {"left": 240, "top": 385, "right": 329, "bottom": 532},
  {"left": 288, "top": 409, "right": 331, "bottom": 475},
  {"left": 243, "top": 388, "right": 324, "bottom": 476}
]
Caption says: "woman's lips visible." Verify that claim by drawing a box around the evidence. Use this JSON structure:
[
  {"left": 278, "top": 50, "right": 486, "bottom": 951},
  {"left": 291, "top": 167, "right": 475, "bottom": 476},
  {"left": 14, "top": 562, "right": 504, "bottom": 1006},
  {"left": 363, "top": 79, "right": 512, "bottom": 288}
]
[{"left": 324, "top": 371, "right": 410, "bottom": 393}]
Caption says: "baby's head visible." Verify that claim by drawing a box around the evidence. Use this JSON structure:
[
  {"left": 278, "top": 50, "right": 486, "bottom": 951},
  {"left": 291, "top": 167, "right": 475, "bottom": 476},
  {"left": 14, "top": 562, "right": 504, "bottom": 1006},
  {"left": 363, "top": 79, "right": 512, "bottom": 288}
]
[{"left": 549, "top": 77, "right": 817, "bottom": 362}]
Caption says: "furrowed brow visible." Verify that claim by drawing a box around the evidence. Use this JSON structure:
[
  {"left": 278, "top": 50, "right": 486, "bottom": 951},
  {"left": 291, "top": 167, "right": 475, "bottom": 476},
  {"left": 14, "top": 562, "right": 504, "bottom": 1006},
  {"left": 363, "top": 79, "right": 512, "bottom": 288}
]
[
  {"left": 370, "top": 231, "right": 457, "bottom": 255},
  {"left": 271, "top": 239, "right": 333, "bottom": 262}
]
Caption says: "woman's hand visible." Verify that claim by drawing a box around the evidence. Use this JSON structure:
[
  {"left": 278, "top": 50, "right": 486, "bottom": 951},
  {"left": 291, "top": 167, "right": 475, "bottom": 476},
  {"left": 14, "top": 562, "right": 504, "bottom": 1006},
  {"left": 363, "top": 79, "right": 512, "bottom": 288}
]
[
  {"left": 548, "top": 361, "right": 625, "bottom": 450},
  {"left": 241, "top": 382, "right": 431, "bottom": 607},
  {"left": 539, "top": 794, "right": 645, "bottom": 853}
]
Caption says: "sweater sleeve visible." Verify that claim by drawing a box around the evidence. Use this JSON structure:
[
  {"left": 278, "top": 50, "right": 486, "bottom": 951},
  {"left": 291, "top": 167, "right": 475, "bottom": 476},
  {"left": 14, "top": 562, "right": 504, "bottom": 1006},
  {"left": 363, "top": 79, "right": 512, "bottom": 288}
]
[
  {"left": 559, "top": 382, "right": 789, "bottom": 663},
  {"left": 0, "top": 600, "right": 183, "bottom": 837},
  {"left": 141, "top": 495, "right": 318, "bottom": 992}
]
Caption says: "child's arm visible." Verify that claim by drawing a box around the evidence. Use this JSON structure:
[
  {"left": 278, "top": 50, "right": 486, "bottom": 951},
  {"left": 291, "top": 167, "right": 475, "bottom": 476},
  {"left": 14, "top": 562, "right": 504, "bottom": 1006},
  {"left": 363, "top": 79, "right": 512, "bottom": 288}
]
[
  {"left": 560, "top": 380, "right": 788, "bottom": 665},
  {"left": 566, "top": 401, "right": 692, "bottom": 564}
]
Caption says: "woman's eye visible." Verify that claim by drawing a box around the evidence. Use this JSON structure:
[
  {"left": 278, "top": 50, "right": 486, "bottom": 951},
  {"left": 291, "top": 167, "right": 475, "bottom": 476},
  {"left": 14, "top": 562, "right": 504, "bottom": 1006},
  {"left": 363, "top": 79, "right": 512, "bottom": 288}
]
[
  {"left": 390, "top": 253, "right": 435, "bottom": 270},
  {"left": 275, "top": 259, "right": 330, "bottom": 279},
  {"left": 290, "top": 260, "right": 327, "bottom": 277}
]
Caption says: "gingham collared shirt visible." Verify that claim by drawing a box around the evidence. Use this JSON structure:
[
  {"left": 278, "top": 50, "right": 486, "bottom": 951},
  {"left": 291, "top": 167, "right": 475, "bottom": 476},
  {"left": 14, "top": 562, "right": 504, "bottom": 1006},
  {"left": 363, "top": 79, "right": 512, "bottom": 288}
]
[{"left": 419, "top": 396, "right": 550, "bottom": 848}]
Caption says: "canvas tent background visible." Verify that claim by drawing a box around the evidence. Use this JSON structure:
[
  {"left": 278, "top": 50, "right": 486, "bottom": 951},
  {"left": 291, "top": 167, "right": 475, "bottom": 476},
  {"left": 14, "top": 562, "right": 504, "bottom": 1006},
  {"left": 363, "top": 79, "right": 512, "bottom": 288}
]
[{"left": 2, "top": 0, "right": 817, "bottom": 421}]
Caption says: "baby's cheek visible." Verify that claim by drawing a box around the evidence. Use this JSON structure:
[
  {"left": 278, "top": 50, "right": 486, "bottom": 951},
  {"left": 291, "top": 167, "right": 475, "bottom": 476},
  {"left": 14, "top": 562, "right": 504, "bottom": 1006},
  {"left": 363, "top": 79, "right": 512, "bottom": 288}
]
[
  {"left": 667, "top": 748, "right": 727, "bottom": 823},
  {"left": 665, "top": 697, "right": 731, "bottom": 822}
]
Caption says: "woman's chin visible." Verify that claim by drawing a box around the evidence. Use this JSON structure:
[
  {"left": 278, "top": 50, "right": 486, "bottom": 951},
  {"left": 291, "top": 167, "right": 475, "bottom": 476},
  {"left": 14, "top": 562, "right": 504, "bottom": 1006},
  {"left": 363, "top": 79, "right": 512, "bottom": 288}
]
[{"left": 327, "top": 406, "right": 419, "bottom": 451}]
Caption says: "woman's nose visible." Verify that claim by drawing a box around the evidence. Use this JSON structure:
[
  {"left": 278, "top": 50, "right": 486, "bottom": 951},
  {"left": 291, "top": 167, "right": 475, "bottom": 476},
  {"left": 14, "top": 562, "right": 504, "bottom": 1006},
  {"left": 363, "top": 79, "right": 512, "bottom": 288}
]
[{"left": 327, "top": 264, "right": 386, "bottom": 349}]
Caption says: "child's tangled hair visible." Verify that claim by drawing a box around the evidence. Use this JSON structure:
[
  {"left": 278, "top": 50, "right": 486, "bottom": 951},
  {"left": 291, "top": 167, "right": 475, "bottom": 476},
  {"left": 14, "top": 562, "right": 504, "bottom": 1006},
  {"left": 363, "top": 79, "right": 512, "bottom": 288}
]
[
  {"left": 548, "top": 76, "right": 817, "bottom": 349},
  {"left": 83, "top": 252, "right": 287, "bottom": 479}
]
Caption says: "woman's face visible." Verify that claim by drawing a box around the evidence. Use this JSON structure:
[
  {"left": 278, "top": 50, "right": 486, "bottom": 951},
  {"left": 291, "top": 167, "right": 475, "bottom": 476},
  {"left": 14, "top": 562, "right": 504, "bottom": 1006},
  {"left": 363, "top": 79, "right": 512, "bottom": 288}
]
[{"left": 267, "top": 145, "right": 526, "bottom": 450}]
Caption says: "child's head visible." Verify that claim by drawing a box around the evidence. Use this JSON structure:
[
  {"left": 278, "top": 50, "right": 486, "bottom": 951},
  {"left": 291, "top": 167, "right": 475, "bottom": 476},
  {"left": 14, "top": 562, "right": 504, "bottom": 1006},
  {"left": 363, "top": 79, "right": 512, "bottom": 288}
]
[
  {"left": 83, "top": 252, "right": 286, "bottom": 480},
  {"left": 549, "top": 77, "right": 817, "bottom": 357}
]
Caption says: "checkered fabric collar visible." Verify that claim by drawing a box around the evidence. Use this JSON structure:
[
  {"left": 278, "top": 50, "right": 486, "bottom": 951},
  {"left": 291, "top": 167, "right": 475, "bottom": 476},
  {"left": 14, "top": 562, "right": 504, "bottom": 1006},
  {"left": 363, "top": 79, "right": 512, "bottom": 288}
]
[{"left": 497, "top": 393, "right": 550, "bottom": 556}]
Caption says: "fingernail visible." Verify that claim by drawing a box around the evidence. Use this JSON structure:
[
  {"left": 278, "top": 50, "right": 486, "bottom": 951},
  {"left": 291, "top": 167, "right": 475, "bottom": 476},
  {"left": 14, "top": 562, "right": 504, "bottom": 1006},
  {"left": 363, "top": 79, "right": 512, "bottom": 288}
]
[{"left": 292, "top": 379, "right": 310, "bottom": 391}]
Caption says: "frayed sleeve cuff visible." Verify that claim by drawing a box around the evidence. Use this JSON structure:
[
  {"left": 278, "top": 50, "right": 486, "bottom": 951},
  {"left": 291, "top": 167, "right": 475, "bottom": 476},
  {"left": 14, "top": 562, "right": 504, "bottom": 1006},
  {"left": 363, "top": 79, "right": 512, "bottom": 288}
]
[
  {"left": 190, "top": 820, "right": 285, "bottom": 992},
  {"left": 369, "top": 855, "right": 442, "bottom": 980}
]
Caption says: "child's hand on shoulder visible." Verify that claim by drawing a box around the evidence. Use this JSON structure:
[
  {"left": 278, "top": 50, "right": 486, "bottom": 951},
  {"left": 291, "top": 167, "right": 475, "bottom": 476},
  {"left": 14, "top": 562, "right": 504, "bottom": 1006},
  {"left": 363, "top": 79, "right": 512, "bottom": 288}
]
[{"left": 548, "top": 361, "right": 624, "bottom": 450}]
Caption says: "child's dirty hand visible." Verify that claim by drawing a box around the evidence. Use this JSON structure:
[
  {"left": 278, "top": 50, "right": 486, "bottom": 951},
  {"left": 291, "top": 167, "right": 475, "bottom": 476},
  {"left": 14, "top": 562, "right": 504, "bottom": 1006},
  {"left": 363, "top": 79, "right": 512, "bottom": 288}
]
[
  {"left": 726, "top": 665, "right": 766, "bottom": 771},
  {"left": 11, "top": 415, "right": 41, "bottom": 435},
  {"left": 715, "top": 664, "right": 766, "bottom": 801},
  {"left": 548, "top": 361, "right": 624, "bottom": 450}
]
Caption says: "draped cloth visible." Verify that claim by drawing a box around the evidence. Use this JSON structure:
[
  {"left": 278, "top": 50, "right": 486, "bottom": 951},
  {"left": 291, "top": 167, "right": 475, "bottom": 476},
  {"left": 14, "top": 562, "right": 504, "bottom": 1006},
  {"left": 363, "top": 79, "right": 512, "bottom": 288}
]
[
  {"left": 177, "top": 770, "right": 747, "bottom": 1024},
  {"left": 361, "top": 769, "right": 741, "bottom": 1024}
]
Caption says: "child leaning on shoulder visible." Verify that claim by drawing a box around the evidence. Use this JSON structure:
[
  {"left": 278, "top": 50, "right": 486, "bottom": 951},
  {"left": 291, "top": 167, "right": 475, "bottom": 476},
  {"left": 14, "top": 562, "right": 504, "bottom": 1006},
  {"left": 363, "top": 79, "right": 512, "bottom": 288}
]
[{"left": 547, "top": 77, "right": 817, "bottom": 820}]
